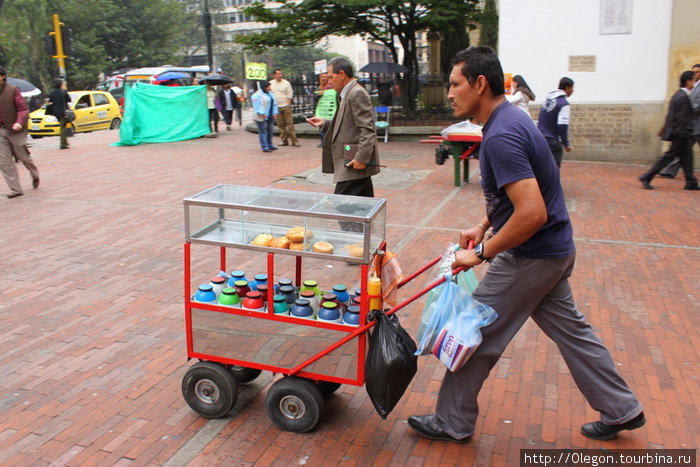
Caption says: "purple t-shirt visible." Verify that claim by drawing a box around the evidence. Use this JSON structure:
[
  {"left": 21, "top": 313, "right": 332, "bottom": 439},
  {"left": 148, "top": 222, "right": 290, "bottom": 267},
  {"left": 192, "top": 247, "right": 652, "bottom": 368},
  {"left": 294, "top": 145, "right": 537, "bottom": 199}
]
[{"left": 479, "top": 101, "right": 573, "bottom": 258}]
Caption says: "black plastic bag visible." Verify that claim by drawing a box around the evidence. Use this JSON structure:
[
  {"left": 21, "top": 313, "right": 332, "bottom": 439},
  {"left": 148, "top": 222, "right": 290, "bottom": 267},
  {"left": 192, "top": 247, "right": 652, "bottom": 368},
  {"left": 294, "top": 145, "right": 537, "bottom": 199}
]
[{"left": 365, "top": 309, "right": 418, "bottom": 419}]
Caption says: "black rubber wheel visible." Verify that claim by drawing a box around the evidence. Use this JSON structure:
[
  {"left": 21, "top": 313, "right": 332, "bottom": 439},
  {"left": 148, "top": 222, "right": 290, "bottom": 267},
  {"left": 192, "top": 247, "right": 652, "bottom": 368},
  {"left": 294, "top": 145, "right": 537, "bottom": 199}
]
[
  {"left": 229, "top": 365, "right": 262, "bottom": 384},
  {"left": 265, "top": 377, "right": 324, "bottom": 433},
  {"left": 317, "top": 381, "right": 341, "bottom": 397},
  {"left": 110, "top": 118, "right": 121, "bottom": 129},
  {"left": 182, "top": 361, "right": 238, "bottom": 418}
]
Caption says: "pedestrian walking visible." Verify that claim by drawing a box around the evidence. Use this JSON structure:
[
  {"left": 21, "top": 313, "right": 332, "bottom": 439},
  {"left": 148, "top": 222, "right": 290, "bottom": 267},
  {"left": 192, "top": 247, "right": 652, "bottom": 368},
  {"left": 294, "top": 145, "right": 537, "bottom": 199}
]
[
  {"left": 506, "top": 74, "right": 535, "bottom": 116},
  {"left": 407, "top": 46, "right": 645, "bottom": 443},
  {"left": 218, "top": 83, "right": 238, "bottom": 131},
  {"left": 537, "top": 77, "right": 574, "bottom": 167},
  {"left": 46, "top": 78, "right": 72, "bottom": 150},
  {"left": 639, "top": 70, "right": 698, "bottom": 190},
  {"left": 205, "top": 82, "right": 220, "bottom": 134},
  {"left": 0, "top": 67, "right": 40, "bottom": 198}
]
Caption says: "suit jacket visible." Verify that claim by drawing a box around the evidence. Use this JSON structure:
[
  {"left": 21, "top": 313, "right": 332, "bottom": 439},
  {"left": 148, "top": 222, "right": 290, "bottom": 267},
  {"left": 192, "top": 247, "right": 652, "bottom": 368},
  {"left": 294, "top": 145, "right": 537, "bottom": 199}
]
[
  {"left": 321, "top": 80, "right": 380, "bottom": 183},
  {"left": 690, "top": 83, "right": 700, "bottom": 136},
  {"left": 661, "top": 89, "right": 693, "bottom": 141},
  {"left": 46, "top": 88, "right": 71, "bottom": 118}
]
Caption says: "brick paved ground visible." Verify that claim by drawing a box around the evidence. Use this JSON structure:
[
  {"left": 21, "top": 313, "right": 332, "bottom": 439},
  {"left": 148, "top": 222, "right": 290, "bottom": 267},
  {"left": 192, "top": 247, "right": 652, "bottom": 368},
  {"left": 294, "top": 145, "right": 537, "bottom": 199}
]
[{"left": 0, "top": 124, "right": 698, "bottom": 466}]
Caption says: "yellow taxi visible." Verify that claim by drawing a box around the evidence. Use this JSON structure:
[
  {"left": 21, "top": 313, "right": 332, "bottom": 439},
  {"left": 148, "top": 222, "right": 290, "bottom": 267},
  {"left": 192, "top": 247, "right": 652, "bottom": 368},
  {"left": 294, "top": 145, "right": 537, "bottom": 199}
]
[{"left": 28, "top": 90, "right": 122, "bottom": 138}]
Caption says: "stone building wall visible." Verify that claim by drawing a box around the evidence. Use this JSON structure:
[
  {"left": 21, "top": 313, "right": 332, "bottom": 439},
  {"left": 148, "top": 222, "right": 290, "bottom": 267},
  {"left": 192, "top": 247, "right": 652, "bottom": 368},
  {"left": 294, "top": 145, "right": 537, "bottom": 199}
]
[{"left": 528, "top": 102, "right": 690, "bottom": 163}]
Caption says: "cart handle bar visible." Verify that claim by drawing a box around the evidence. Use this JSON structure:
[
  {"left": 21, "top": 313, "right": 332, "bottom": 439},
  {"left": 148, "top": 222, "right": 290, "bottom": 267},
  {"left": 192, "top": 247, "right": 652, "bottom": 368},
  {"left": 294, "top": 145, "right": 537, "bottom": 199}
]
[
  {"left": 397, "top": 241, "right": 472, "bottom": 290},
  {"left": 287, "top": 264, "right": 467, "bottom": 376}
]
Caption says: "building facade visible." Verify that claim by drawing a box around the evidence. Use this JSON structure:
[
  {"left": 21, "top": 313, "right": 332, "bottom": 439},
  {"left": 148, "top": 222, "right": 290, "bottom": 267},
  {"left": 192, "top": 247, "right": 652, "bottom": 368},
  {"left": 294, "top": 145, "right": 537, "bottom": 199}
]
[{"left": 499, "top": 0, "right": 700, "bottom": 162}]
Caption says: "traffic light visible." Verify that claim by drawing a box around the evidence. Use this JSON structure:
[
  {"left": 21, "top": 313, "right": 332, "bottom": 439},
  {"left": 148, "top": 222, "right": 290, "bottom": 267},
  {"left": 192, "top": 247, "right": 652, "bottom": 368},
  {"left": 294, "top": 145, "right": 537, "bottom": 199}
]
[
  {"left": 42, "top": 35, "right": 57, "bottom": 56},
  {"left": 60, "top": 25, "right": 73, "bottom": 55}
]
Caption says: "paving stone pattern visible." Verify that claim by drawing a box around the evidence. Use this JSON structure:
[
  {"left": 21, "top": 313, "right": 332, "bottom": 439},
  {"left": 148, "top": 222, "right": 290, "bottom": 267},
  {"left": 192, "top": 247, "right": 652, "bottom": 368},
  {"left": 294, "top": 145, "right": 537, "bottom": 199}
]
[{"left": 0, "top": 126, "right": 698, "bottom": 466}]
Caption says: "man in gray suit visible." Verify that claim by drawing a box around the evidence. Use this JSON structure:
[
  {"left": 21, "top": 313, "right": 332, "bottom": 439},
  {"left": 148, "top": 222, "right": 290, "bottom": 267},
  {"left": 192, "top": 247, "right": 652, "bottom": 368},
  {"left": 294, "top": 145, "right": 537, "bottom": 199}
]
[{"left": 307, "top": 57, "right": 380, "bottom": 197}]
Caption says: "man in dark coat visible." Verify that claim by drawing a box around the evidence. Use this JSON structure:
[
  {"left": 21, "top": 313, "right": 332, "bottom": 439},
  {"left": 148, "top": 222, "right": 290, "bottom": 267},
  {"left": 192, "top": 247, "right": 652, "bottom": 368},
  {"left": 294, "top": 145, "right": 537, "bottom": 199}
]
[
  {"left": 639, "top": 70, "right": 698, "bottom": 190},
  {"left": 46, "top": 78, "right": 72, "bottom": 149}
]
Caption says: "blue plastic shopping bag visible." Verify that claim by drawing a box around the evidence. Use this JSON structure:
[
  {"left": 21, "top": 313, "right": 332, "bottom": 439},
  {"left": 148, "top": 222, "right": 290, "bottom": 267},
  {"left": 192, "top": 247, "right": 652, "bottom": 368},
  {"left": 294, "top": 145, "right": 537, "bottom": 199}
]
[{"left": 415, "top": 274, "right": 497, "bottom": 372}]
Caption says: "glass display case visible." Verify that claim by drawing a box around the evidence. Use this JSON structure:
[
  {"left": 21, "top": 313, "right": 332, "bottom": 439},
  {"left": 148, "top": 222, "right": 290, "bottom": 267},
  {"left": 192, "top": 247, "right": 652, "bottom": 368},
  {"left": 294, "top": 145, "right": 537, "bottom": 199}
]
[{"left": 184, "top": 184, "right": 386, "bottom": 263}]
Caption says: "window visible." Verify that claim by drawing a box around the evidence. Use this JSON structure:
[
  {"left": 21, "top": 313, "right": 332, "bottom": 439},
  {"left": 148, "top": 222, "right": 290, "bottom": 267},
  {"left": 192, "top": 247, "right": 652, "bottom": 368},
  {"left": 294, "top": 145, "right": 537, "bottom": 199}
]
[{"left": 93, "top": 93, "right": 109, "bottom": 106}]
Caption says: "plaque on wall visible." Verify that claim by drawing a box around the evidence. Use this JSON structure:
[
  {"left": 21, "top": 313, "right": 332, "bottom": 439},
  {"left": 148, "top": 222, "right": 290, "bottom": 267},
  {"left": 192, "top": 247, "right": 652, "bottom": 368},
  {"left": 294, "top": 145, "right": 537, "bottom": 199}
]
[
  {"left": 569, "top": 55, "right": 597, "bottom": 72},
  {"left": 600, "top": 0, "right": 633, "bottom": 35}
]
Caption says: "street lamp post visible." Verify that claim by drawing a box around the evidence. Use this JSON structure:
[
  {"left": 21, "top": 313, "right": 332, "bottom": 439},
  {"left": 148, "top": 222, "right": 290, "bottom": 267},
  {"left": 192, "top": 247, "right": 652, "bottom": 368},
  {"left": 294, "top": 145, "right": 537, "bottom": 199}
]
[{"left": 203, "top": 0, "right": 214, "bottom": 72}]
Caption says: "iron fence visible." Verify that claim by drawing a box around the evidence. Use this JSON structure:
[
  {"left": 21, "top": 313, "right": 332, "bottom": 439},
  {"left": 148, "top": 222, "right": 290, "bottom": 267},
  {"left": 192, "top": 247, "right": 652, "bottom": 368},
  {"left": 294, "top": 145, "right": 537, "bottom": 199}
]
[{"left": 286, "top": 74, "right": 453, "bottom": 123}]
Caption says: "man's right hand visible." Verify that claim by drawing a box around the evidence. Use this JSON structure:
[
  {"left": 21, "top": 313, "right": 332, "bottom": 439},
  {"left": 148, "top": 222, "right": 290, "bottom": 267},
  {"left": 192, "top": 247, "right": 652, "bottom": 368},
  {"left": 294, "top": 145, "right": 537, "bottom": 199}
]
[{"left": 306, "top": 116, "right": 324, "bottom": 128}]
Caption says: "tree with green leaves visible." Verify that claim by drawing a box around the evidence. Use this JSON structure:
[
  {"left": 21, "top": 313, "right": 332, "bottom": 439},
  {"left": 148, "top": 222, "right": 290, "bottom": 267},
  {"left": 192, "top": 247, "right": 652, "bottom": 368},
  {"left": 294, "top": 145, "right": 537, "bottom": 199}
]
[
  {"left": 237, "top": 0, "right": 480, "bottom": 108},
  {"left": 427, "top": 0, "right": 479, "bottom": 75},
  {"left": 479, "top": 0, "right": 498, "bottom": 52},
  {"left": 55, "top": 0, "right": 193, "bottom": 88},
  {"left": 1, "top": 0, "right": 196, "bottom": 90},
  {"left": 0, "top": 0, "right": 54, "bottom": 90}
]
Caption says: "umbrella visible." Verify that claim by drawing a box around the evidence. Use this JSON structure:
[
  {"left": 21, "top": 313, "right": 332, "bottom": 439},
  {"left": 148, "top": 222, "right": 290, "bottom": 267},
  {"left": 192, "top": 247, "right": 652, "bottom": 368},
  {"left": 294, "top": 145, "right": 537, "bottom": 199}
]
[
  {"left": 359, "top": 62, "right": 408, "bottom": 74},
  {"left": 154, "top": 71, "right": 188, "bottom": 82},
  {"left": 200, "top": 74, "right": 233, "bottom": 85},
  {"left": 7, "top": 77, "right": 41, "bottom": 97}
]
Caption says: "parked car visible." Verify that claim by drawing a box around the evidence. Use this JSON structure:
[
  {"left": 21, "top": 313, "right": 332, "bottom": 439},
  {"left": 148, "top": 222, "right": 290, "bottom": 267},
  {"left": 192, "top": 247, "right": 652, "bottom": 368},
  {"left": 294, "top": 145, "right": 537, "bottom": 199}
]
[{"left": 27, "top": 90, "right": 122, "bottom": 139}]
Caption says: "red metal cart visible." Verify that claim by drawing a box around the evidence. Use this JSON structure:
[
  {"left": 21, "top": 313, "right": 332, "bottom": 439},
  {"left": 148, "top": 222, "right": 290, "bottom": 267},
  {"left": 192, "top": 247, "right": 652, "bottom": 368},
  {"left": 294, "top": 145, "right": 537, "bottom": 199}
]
[{"left": 181, "top": 242, "right": 465, "bottom": 433}]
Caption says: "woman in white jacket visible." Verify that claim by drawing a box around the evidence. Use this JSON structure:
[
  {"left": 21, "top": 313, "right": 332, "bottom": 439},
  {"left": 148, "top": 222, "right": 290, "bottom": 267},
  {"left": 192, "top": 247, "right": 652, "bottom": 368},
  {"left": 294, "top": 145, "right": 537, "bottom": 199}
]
[{"left": 507, "top": 75, "right": 536, "bottom": 117}]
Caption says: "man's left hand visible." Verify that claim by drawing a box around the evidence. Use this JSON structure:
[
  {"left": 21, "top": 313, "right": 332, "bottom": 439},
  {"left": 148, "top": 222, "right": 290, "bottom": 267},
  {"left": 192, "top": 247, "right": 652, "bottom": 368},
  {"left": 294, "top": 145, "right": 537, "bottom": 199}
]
[
  {"left": 345, "top": 159, "right": 366, "bottom": 170},
  {"left": 11, "top": 123, "right": 22, "bottom": 132}
]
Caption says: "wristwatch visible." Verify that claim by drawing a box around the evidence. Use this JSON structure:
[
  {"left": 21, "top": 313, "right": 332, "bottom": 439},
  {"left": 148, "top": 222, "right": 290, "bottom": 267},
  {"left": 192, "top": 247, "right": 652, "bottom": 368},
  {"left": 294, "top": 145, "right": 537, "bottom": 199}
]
[{"left": 474, "top": 242, "right": 491, "bottom": 262}]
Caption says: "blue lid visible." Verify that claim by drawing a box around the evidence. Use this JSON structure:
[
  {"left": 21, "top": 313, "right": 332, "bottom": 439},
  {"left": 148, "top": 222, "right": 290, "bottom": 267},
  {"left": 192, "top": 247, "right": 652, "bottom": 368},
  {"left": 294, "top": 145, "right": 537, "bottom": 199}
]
[
  {"left": 231, "top": 270, "right": 245, "bottom": 277},
  {"left": 254, "top": 273, "right": 268, "bottom": 281},
  {"left": 198, "top": 284, "right": 214, "bottom": 291},
  {"left": 332, "top": 284, "right": 347, "bottom": 292}
]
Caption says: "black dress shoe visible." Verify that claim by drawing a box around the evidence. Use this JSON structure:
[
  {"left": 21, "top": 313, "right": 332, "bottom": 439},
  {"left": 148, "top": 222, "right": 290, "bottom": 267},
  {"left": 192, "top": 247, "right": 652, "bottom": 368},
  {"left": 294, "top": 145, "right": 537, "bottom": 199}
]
[
  {"left": 6, "top": 192, "right": 23, "bottom": 199},
  {"left": 32, "top": 178, "right": 40, "bottom": 189},
  {"left": 581, "top": 412, "right": 645, "bottom": 441},
  {"left": 408, "top": 414, "right": 470, "bottom": 442},
  {"left": 638, "top": 176, "right": 653, "bottom": 190},
  {"left": 684, "top": 185, "right": 700, "bottom": 191}
]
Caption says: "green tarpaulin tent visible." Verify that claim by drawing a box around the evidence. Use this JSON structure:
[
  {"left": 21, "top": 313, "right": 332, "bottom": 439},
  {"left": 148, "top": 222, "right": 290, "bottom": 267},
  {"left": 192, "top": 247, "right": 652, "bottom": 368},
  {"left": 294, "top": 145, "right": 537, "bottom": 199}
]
[{"left": 114, "top": 83, "right": 210, "bottom": 146}]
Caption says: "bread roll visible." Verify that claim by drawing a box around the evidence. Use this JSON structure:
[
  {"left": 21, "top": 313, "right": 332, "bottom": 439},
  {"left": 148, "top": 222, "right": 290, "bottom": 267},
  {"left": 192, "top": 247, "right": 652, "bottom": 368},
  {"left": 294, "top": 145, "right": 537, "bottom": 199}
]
[
  {"left": 286, "top": 226, "right": 313, "bottom": 243},
  {"left": 289, "top": 241, "right": 304, "bottom": 251},
  {"left": 312, "top": 241, "right": 334, "bottom": 254},
  {"left": 270, "top": 236, "right": 291, "bottom": 249},
  {"left": 252, "top": 233, "right": 273, "bottom": 247},
  {"left": 347, "top": 244, "right": 364, "bottom": 258}
]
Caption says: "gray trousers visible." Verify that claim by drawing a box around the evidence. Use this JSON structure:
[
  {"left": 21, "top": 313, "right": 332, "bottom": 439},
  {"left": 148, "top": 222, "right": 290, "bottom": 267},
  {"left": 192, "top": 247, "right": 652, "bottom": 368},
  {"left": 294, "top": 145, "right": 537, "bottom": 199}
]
[
  {"left": 0, "top": 127, "right": 39, "bottom": 195},
  {"left": 435, "top": 251, "right": 642, "bottom": 439}
]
